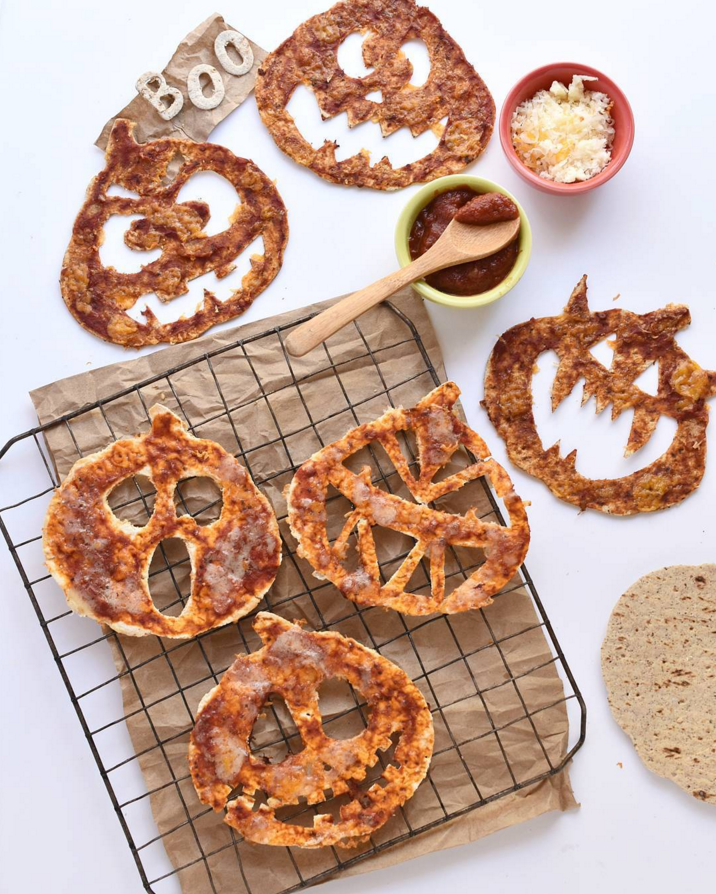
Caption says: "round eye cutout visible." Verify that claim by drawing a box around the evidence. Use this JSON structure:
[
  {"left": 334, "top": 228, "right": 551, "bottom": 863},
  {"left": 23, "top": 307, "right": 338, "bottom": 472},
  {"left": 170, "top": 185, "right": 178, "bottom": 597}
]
[
  {"left": 173, "top": 476, "right": 224, "bottom": 526},
  {"left": 43, "top": 405, "right": 281, "bottom": 638}
]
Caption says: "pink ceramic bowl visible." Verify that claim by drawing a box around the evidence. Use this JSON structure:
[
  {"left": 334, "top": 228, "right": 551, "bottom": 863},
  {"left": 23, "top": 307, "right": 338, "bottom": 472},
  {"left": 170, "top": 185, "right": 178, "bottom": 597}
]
[{"left": 499, "top": 62, "right": 635, "bottom": 195}]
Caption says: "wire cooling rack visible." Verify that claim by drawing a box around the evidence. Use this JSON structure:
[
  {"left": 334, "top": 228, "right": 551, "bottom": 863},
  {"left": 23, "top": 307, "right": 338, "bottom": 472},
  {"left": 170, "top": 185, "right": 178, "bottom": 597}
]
[{"left": 0, "top": 302, "right": 585, "bottom": 893}]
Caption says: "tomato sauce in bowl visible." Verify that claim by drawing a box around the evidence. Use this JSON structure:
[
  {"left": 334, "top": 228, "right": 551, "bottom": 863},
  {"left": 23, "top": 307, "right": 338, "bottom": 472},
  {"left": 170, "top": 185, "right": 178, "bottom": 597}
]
[{"left": 408, "top": 188, "right": 520, "bottom": 296}]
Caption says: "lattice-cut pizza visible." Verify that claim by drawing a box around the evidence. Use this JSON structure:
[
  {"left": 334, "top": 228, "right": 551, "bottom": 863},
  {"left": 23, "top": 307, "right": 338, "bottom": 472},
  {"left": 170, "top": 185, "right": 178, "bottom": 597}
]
[
  {"left": 286, "top": 382, "right": 530, "bottom": 615},
  {"left": 255, "top": 0, "right": 495, "bottom": 189},
  {"left": 43, "top": 405, "right": 280, "bottom": 638},
  {"left": 61, "top": 119, "right": 288, "bottom": 347},
  {"left": 189, "top": 612, "right": 434, "bottom": 848},
  {"left": 483, "top": 276, "right": 716, "bottom": 514}
]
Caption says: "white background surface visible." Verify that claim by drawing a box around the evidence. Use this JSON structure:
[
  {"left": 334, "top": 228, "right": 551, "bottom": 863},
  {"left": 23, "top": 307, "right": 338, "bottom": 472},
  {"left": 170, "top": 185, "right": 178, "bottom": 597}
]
[{"left": 0, "top": 0, "right": 714, "bottom": 892}]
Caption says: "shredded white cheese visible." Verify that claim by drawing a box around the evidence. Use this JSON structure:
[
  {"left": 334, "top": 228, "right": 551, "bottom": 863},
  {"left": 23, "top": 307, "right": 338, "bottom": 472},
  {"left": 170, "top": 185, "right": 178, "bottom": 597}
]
[{"left": 511, "top": 75, "right": 615, "bottom": 183}]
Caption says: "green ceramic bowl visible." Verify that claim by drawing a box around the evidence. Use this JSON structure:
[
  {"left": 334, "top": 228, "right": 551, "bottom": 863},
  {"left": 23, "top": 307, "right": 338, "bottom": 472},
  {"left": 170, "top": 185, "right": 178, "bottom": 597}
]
[{"left": 394, "top": 174, "right": 532, "bottom": 309}]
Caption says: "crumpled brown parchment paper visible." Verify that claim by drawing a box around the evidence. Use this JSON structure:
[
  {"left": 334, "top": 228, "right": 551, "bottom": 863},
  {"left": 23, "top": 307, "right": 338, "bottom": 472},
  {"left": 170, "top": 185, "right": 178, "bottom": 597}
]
[{"left": 96, "top": 13, "right": 266, "bottom": 150}]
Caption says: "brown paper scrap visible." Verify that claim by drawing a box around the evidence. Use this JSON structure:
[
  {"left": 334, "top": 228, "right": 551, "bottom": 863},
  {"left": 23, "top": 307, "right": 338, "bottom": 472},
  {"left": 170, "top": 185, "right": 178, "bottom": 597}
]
[
  {"left": 31, "top": 288, "right": 577, "bottom": 892},
  {"left": 96, "top": 13, "right": 266, "bottom": 150}
]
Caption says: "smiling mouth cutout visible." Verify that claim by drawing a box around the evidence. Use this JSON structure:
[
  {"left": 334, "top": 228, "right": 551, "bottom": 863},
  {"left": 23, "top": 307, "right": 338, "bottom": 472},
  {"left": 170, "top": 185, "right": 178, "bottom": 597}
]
[
  {"left": 255, "top": 0, "right": 495, "bottom": 190},
  {"left": 482, "top": 276, "right": 716, "bottom": 515}
]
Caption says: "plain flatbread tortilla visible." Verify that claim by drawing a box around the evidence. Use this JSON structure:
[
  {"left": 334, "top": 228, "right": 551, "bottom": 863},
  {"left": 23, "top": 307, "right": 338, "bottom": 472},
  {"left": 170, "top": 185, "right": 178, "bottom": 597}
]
[{"left": 602, "top": 564, "right": 715, "bottom": 804}]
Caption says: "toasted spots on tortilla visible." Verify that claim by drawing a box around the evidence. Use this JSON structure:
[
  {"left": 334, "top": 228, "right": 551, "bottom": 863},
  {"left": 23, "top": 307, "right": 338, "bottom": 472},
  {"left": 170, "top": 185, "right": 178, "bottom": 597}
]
[{"left": 601, "top": 564, "right": 716, "bottom": 805}]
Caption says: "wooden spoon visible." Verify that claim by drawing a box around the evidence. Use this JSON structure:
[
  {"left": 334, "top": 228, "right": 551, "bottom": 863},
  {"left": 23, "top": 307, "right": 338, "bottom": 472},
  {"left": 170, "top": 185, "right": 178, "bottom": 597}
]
[{"left": 285, "top": 216, "right": 520, "bottom": 357}]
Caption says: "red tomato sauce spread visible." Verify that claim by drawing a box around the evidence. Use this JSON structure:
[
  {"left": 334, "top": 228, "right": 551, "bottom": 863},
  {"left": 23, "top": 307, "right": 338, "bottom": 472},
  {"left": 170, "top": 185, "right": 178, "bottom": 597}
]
[{"left": 409, "top": 188, "right": 520, "bottom": 296}]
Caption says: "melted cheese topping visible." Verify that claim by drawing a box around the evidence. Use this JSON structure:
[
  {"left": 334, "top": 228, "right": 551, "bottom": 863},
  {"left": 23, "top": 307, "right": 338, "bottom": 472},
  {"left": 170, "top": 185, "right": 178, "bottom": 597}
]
[{"left": 511, "top": 76, "right": 615, "bottom": 183}]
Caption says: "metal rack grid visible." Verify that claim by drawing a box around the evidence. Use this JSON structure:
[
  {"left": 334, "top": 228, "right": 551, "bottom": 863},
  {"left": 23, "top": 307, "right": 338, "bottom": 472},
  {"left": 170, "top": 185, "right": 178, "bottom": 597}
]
[{"left": 0, "top": 302, "right": 586, "bottom": 893}]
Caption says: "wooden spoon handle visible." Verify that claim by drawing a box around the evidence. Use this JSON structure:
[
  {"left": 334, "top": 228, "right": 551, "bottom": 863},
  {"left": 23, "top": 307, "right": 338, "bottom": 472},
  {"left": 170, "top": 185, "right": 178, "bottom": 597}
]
[{"left": 285, "top": 254, "right": 433, "bottom": 357}]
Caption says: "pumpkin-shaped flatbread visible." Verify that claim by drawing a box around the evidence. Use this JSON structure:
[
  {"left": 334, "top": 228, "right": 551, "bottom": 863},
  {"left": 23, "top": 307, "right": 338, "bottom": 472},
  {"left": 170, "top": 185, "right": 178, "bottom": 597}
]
[
  {"left": 255, "top": 0, "right": 494, "bottom": 189},
  {"left": 61, "top": 119, "right": 288, "bottom": 347},
  {"left": 190, "top": 612, "right": 434, "bottom": 847},
  {"left": 286, "top": 382, "right": 529, "bottom": 615},
  {"left": 43, "top": 406, "right": 280, "bottom": 638},
  {"left": 483, "top": 276, "right": 716, "bottom": 514}
]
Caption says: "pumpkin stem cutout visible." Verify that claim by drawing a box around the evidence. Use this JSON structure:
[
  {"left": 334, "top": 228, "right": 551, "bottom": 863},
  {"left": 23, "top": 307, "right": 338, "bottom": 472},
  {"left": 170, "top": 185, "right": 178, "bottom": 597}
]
[
  {"left": 286, "top": 382, "right": 530, "bottom": 615},
  {"left": 43, "top": 405, "right": 280, "bottom": 638},
  {"left": 483, "top": 275, "right": 716, "bottom": 514},
  {"left": 61, "top": 119, "right": 288, "bottom": 347},
  {"left": 189, "top": 612, "right": 434, "bottom": 848}
]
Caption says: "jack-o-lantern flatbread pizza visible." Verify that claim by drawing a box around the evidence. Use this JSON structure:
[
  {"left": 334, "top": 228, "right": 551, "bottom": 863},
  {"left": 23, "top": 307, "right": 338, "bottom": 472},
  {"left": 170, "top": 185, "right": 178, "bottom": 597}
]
[
  {"left": 61, "top": 119, "right": 288, "bottom": 347},
  {"left": 255, "top": 0, "right": 495, "bottom": 189},
  {"left": 287, "top": 382, "right": 530, "bottom": 615},
  {"left": 189, "top": 612, "right": 434, "bottom": 848},
  {"left": 43, "top": 406, "right": 280, "bottom": 638},
  {"left": 483, "top": 276, "right": 716, "bottom": 515}
]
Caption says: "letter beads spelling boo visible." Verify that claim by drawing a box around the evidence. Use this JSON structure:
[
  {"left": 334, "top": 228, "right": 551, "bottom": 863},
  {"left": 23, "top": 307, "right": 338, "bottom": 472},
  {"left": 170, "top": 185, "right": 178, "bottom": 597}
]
[{"left": 136, "top": 30, "right": 254, "bottom": 120}]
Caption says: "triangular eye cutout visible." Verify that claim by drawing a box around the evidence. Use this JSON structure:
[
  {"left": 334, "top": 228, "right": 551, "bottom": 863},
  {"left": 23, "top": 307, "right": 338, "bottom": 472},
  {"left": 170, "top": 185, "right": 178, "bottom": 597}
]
[
  {"left": 588, "top": 336, "right": 614, "bottom": 368},
  {"left": 318, "top": 677, "right": 369, "bottom": 739},
  {"left": 633, "top": 361, "right": 659, "bottom": 396}
]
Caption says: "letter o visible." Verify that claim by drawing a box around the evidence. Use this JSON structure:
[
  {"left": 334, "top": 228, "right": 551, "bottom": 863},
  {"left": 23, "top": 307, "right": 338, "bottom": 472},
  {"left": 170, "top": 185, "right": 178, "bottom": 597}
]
[
  {"left": 215, "top": 30, "right": 254, "bottom": 77},
  {"left": 187, "top": 64, "right": 226, "bottom": 110}
]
